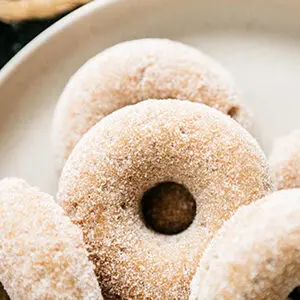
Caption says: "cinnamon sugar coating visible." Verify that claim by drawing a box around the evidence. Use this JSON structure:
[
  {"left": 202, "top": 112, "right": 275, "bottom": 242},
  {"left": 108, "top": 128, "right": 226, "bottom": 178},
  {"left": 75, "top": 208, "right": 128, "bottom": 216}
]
[
  {"left": 190, "top": 189, "right": 300, "bottom": 300},
  {"left": 52, "top": 38, "right": 253, "bottom": 172},
  {"left": 58, "top": 100, "right": 272, "bottom": 299},
  {"left": 269, "top": 129, "right": 300, "bottom": 190},
  {"left": 0, "top": 178, "right": 102, "bottom": 300}
]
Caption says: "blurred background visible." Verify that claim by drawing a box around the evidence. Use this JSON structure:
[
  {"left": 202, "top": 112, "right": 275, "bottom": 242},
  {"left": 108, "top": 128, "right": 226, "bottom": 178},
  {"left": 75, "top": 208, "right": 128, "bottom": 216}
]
[
  {"left": 0, "top": 14, "right": 67, "bottom": 69},
  {"left": 1, "top": 18, "right": 57, "bottom": 69},
  {"left": 0, "top": 1, "right": 87, "bottom": 69}
]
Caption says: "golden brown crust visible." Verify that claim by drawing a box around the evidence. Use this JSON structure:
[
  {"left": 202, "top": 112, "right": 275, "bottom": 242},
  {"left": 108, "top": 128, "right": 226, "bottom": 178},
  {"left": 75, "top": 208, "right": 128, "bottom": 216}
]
[
  {"left": 0, "top": 0, "right": 90, "bottom": 22},
  {"left": 0, "top": 178, "right": 102, "bottom": 300},
  {"left": 190, "top": 189, "right": 300, "bottom": 300},
  {"left": 52, "top": 38, "right": 253, "bottom": 172},
  {"left": 58, "top": 100, "right": 272, "bottom": 299},
  {"left": 269, "top": 130, "right": 300, "bottom": 190}
]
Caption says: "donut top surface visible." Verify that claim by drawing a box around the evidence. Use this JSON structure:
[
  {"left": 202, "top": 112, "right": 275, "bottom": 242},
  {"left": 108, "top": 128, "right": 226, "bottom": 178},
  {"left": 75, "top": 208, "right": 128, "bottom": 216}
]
[
  {"left": 0, "top": 178, "right": 102, "bottom": 300},
  {"left": 52, "top": 38, "right": 253, "bottom": 171},
  {"left": 58, "top": 100, "right": 272, "bottom": 299}
]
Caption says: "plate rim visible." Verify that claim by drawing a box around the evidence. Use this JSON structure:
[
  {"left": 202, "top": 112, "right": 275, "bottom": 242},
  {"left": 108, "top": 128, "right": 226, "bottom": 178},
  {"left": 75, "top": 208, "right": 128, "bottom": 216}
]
[{"left": 0, "top": 0, "right": 121, "bottom": 85}]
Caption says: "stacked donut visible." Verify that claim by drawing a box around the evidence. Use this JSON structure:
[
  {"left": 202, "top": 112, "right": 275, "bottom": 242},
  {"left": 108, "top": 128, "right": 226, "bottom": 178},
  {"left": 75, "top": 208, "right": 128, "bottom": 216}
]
[{"left": 1, "top": 38, "right": 300, "bottom": 299}]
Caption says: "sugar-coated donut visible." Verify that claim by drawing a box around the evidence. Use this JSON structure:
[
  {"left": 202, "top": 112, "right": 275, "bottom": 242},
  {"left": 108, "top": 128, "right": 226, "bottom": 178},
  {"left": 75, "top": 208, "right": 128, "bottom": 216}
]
[
  {"left": 52, "top": 38, "right": 253, "bottom": 171},
  {"left": 190, "top": 189, "right": 300, "bottom": 300},
  {"left": 269, "top": 129, "right": 300, "bottom": 190},
  {"left": 58, "top": 100, "right": 272, "bottom": 299},
  {"left": 0, "top": 178, "right": 102, "bottom": 300}
]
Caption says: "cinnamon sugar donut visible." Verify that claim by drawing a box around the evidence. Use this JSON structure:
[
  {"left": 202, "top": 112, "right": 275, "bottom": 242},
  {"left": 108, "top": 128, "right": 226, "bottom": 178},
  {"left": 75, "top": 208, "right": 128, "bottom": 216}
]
[
  {"left": 0, "top": 178, "right": 102, "bottom": 300},
  {"left": 0, "top": 0, "right": 90, "bottom": 22},
  {"left": 190, "top": 189, "right": 300, "bottom": 300},
  {"left": 269, "top": 129, "right": 300, "bottom": 190},
  {"left": 52, "top": 38, "right": 253, "bottom": 172},
  {"left": 58, "top": 100, "right": 272, "bottom": 299}
]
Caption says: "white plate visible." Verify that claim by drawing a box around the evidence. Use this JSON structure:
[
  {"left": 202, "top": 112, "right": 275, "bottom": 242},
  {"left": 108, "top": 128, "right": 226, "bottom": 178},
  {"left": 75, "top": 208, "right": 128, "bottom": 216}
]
[{"left": 0, "top": 0, "right": 300, "bottom": 195}]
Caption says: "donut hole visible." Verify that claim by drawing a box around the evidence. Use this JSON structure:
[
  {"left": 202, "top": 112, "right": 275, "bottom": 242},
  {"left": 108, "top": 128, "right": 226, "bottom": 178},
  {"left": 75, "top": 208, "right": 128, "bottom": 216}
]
[
  {"left": 0, "top": 283, "right": 10, "bottom": 300},
  {"left": 289, "top": 286, "right": 300, "bottom": 299},
  {"left": 227, "top": 106, "right": 240, "bottom": 119},
  {"left": 140, "top": 182, "right": 196, "bottom": 235}
]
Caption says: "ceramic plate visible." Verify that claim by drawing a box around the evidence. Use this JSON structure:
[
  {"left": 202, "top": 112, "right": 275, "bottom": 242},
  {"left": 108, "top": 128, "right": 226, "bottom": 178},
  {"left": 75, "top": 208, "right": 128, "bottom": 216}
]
[{"left": 0, "top": 0, "right": 300, "bottom": 195}]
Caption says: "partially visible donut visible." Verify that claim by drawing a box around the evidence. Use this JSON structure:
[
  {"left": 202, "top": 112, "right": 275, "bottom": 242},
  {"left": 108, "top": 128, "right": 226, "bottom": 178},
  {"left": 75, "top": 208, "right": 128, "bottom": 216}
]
[
  {"left": 0, "top": 178, "right": 102, "bottom": 300},
  {"left": 269, "top": 129, "right": 300, "bottom": 190},
  {"left": 0, "top": 0, "right": 90, "bottom": 22},
  {"left": 52, "top": 38, "right": 253, "bottom": 171},
  {"left": 58, "top": 100, "right": 272, "bottom": 299},
  {"left": 190, "top": 189, "right": 300, "bottom": 300}
]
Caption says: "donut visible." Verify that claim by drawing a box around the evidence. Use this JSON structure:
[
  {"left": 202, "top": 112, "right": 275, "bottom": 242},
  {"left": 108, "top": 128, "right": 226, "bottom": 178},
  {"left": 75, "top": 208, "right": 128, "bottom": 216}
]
[
  {"left": 58, "top": 100, "right": 272, "bottom": 299},
  {"left": 269, "top": 129, "right": 300, "bottom": 190},
  {"left": 190, "top": 189, "right": 300, "bottom": 300},
  {"left": 52, "top": 38, "right": 253, "bottom": 172},
  {"left": 0, "top": 0, "right": 90, "bottom": 22},
  {"left": 0, "top": 178, "right": 102, "bottom": 300}
]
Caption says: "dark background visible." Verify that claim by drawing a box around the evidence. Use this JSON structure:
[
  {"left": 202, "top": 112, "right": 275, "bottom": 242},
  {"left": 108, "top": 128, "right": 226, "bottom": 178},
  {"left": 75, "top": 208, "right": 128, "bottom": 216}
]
[{"left": 0, "top": 14, "right": 66, "bottom": 69}]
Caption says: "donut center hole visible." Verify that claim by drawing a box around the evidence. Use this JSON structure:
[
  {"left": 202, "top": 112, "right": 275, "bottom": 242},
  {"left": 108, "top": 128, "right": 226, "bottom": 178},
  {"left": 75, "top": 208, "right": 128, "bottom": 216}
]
[
  {"left": 0, "top": 282, "right": 10, "bottom": 300},
  {"left": 140, "top": 182, "right": 196, "bottom": 235},
  {"left": 289, "top": 286, "right": 300, "bottom": 299}
]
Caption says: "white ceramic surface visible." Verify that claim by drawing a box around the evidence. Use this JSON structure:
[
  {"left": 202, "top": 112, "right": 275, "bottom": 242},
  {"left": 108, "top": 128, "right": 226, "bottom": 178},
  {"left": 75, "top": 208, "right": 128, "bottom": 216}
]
[{"left": 0, "top": 0, "right": 300, "bottom": 195}]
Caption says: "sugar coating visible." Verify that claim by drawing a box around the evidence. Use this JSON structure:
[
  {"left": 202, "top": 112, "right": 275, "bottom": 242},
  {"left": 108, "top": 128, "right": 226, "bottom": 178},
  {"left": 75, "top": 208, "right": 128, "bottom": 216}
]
[
  {"left": 0, "top": 178, "right": 102, "bottom": 300},
  {"left": 190, "top": 189, "right": 300, "bottom": 300},
  {"left": 58, "top": 100, "right": 272, "bottom": 299},
  {"left": 269, "top": 129, "right": 300, "bottom": 190},
  {"left": 52, "top": 38, "right": 253, "bottom": 172}
]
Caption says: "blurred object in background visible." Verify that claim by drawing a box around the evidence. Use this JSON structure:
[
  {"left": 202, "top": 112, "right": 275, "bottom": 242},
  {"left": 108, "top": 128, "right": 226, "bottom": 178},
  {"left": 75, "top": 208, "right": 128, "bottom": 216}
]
[
  {"left": 0, "top": 16, "right": 62, "bottom": 68},
  {"left": 0, "top": 0, "right": 91, "bottom": 23},
  {"left": 0, "top": 0, "right": 91, "bottom": 69}
]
